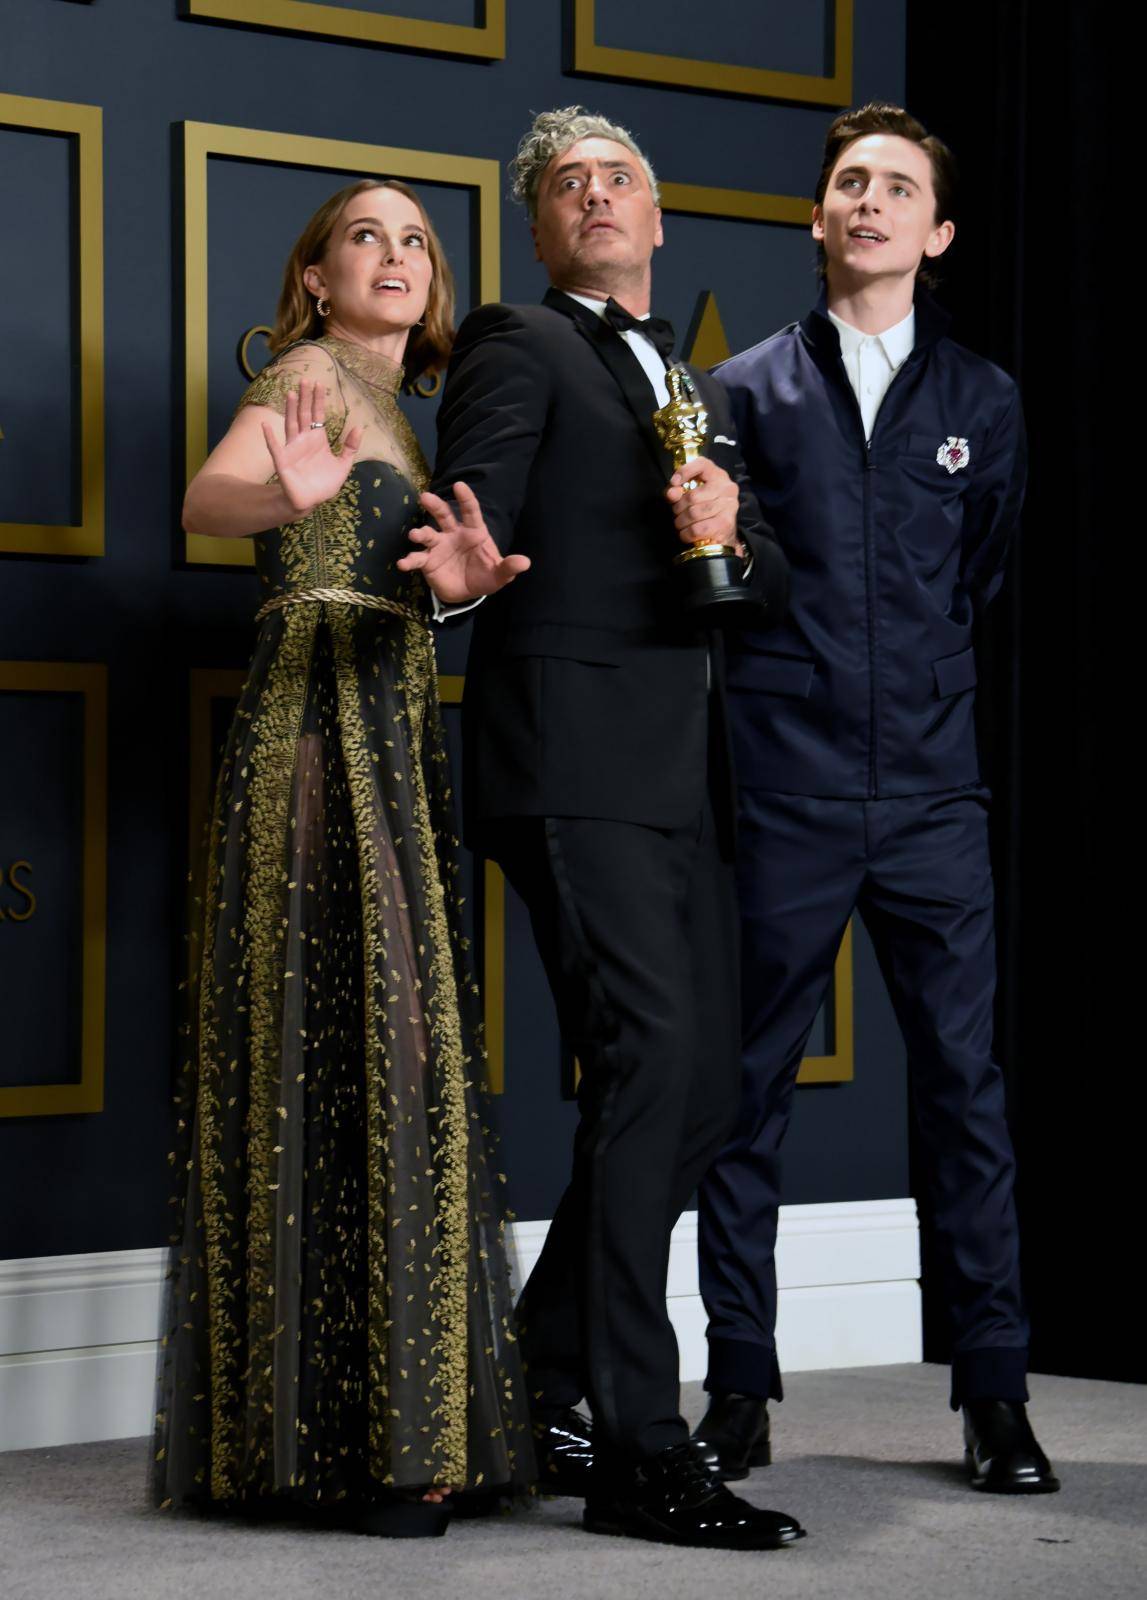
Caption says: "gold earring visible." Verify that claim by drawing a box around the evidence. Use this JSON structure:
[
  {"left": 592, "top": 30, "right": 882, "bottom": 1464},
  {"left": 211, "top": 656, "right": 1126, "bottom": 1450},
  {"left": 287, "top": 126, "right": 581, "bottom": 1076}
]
[{"left": 317, "top": 297, "right": 331, "bottom": 318}]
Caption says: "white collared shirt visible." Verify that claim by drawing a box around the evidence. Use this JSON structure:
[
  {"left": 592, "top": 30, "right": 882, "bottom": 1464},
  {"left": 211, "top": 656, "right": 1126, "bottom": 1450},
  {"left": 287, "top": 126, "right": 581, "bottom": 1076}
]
[
  {"left": 566, "top": 291, "right": 672, "bottom": 408},
  {"left": 827, "top": 306, "right": 915, "bottom": 442}
]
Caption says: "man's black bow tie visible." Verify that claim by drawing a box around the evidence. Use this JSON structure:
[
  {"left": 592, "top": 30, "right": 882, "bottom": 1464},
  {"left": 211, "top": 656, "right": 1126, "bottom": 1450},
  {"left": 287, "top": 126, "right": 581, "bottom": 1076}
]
[{"left": 603, "top": 298, "right": 676, "bottom": 362}]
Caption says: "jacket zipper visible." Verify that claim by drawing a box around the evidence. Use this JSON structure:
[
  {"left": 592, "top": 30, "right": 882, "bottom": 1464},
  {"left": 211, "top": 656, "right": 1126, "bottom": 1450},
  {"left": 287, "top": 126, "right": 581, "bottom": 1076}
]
[
  {"left": 832, "top": 360, "right": 879, "bottom": 798},
  {"left": 862, "top": 437, "right": 877, "bottom": 798},
  {"left": 834, "top": 352, "right": 917, "bottom": 801}
]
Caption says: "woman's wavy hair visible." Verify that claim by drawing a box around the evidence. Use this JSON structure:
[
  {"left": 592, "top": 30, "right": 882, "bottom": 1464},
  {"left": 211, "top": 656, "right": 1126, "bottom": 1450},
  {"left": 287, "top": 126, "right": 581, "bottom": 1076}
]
[
  {"left": 269, "top": 178, "right": 455, "bottom": 378},
  {"left": 815, "top": 102, "right": 957, "bottom": 289}
]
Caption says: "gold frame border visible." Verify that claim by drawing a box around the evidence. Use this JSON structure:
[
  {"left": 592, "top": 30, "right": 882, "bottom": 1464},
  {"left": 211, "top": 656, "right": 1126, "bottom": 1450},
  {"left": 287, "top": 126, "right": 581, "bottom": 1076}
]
[
  {"left": 797, "top": 921, "right": 854, "bottom": 1085},
  {"left": 182, "top": 120, "right": 501, "bottom": 568},
  {"left": 189, "top": 668, "right": 506, "bottom": 1093},
  {"left": 663, "top": 176, "right": 847, "bottom": 1083},
  {"left": 0, "top": 94, "right": 104, "bottom": 557},
  {"left": 187, "top": 667, "right": 247, "bottom": 866},
  {"left": 572, "top": 0, "right": 853, "bottom": 106},
  {"left": 660, "top": 179, "right": 813, "bottom": 229},
  {"left": 0, "top": 661, "right": 108, "bottom": 1117},
  {"left": 184, "top": 0, "right": 505, "bottom": 57}
]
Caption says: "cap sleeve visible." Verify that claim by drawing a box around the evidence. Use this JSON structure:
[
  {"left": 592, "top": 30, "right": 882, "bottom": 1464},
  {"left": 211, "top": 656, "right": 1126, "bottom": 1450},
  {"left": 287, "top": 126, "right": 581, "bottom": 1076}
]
[{"left": 235, "top": 342, "right": 347, "bottom": 440}]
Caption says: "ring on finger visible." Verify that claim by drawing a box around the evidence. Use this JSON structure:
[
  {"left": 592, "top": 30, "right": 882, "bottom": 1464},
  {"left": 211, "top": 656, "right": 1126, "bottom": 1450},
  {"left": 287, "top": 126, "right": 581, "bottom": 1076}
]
[{"left": 309, "top": 421, "right": 325, "bottom": 430}]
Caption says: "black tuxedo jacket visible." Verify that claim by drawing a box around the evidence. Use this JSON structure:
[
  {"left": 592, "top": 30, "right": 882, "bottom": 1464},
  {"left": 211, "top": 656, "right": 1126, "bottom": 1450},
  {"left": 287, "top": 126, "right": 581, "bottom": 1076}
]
[{"left": 431, "top": 288, "right": 788, "bottom": 839}]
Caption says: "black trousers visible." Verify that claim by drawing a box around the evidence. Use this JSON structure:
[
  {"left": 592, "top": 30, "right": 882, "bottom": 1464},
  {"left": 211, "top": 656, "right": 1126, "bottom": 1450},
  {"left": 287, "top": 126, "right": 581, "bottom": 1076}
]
[
  {"left": 487, "top": 800, "right": 741, "bottom": 1464},
  {"left": 698, "top": 787, "right": 1029, "bottom": 1410}
]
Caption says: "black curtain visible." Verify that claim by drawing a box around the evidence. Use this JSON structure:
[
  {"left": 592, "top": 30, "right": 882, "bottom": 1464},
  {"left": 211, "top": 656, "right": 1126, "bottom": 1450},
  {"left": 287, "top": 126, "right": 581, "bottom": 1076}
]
[{"left": 906, "top": 5, "right": 1134, "bottom": 1383}]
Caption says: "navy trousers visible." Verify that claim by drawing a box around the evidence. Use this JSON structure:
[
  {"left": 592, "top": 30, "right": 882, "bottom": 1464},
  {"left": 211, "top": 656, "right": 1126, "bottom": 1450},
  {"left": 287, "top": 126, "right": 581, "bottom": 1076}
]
[{"left": 698, "top": 786, "right": 1030, "bottom": 1409}]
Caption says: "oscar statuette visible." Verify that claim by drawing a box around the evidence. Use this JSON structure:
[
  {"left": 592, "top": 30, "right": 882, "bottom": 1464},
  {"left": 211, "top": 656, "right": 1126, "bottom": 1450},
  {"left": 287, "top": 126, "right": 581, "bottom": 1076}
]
[{"left": 653, "top": 366, "right": 767, "bottom": 627}]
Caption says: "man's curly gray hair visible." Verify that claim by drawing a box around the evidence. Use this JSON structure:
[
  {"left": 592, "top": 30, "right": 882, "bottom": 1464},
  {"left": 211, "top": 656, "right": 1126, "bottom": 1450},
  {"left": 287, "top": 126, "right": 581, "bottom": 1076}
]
[{"left": 509, "top": 105, "right": 660, "bottom": 220}]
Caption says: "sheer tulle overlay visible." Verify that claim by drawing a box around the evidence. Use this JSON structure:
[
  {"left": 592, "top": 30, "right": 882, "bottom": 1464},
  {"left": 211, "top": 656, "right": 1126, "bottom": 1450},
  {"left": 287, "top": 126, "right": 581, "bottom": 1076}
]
[{"left": 154, "top": 339, "right": 534, "bottom": 1510}]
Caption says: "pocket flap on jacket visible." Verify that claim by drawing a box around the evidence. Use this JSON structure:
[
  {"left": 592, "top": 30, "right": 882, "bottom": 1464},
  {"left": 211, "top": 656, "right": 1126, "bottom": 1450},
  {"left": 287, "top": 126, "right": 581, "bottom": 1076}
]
[
  {"left": 905, "top": 432, "right": 979, "bottom": 461},
  {"left": 500, "top": 624, "right": 623, "bottom": 666},
  {"left": 731, "top": 653, "right": 815, "bottom": 698},
  {"left": 933, "top": 646, "right": 977, "bottom": 698}
]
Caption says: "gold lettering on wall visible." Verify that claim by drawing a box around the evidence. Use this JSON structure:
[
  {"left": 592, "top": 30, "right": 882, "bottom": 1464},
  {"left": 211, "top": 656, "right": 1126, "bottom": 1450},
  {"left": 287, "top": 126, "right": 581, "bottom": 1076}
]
[
  {"left": 238, "top": 324, "right": 274, "bottom": 381},
  {"left": 405, "top": 371, "right": 441, "bottom": 400},
  {"left": 0, "top": 860, "right": 37, "bottom": 921}
]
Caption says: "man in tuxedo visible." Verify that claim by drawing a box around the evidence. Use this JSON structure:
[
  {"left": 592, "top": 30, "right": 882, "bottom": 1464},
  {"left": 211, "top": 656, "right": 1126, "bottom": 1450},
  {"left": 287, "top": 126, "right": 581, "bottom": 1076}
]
[
  {"left": 400, "top": 106, "right": 801, "bottom": 1551},
  {"left": 692, "top": 103, "right": 1059, "bottom": 1495}
]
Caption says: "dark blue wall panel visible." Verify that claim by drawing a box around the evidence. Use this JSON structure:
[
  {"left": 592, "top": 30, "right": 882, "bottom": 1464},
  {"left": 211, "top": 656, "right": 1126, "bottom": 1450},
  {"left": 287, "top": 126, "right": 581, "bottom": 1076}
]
[{"left": 0, "top": 0, "right": 907, "bottom": 1255}]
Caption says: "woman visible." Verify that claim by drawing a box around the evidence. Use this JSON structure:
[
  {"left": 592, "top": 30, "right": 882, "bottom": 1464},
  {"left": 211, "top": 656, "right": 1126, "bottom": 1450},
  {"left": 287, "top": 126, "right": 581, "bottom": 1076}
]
[{"left": 154, "top": 179, "right": 532, "bottom": 1535}]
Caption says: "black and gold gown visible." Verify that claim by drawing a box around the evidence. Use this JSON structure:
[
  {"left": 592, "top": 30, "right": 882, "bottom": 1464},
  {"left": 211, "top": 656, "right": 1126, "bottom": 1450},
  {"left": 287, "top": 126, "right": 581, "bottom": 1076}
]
[{"left": 154, "top": 335, "right": 533, "bottom": 1511}]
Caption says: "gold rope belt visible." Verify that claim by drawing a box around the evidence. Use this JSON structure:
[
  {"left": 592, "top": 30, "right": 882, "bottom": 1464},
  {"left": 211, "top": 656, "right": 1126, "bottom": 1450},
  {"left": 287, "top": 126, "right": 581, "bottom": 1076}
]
[{"left": 255, "top": 586, "right": 429, "bottom": 630}]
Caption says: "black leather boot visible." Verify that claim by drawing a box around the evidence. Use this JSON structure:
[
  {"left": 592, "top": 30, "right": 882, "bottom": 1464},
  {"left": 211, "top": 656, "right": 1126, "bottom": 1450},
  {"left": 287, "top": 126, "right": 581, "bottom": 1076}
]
[
  {"left": 584, "top": 1441, "right": 804, "bottom": 1550},
  {"left": 963, "top": 1400, "right": 1061, "bottom": 1493},
  {"left": 691, "top": 1392, "right": 771, "bottom": 1481}
]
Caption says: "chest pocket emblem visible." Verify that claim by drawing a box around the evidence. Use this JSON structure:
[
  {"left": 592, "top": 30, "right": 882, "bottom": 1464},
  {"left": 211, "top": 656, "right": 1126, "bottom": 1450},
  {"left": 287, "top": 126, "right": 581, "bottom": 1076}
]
[{"left": 937, "top": 436, "right": 971, "bottom": 473}]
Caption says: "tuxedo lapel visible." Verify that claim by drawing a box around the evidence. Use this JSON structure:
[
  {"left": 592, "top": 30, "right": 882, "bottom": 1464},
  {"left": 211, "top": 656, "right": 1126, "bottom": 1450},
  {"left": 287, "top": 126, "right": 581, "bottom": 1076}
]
[{"left": 542, "top": 288, "right": 674, "bottom": 482}]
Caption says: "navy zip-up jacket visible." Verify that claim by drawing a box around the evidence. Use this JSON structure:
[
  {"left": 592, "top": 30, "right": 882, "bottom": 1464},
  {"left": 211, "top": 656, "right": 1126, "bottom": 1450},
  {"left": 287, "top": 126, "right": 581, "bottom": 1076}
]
[{"left": 720, "top": 289, "right": 1026, "bottom": 799}]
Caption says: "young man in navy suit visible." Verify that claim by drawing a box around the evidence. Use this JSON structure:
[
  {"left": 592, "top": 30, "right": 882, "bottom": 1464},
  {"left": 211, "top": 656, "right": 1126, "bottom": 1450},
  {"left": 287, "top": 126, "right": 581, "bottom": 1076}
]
[{"left": 693, "top": 103, "right": 1059, "bottom": 1495}]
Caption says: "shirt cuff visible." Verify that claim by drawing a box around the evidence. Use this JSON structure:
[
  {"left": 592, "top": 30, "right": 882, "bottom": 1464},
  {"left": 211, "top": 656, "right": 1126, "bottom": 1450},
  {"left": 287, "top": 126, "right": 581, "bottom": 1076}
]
[{"left": 431, "top": 591, "right": 485, "bottom": 623}]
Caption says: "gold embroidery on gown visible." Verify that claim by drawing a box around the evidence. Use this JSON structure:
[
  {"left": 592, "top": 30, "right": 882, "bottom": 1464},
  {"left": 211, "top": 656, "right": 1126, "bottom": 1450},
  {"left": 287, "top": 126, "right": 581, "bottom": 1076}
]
[{"left": 154, "top": 338, "right": 533, "bottom": 1508}]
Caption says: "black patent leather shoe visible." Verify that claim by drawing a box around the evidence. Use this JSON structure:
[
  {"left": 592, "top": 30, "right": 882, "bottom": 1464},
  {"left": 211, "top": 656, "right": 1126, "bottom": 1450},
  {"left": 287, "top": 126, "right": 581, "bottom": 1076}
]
[
  {"left": 963, "top": 1401, "right": 1061, "bottom": 1494},
  {"left": 533, "top": 1406, "right": 594, "bottom": 1497},
  {"left": 584, "top": 1441, "right": 805, "bottom": 1550},
  {"left": 692, "top": 1392, "right": 771, "bottom": 1481},
  {"left": 347, "top": 1500, "right": 451, "bottom": 1537}
]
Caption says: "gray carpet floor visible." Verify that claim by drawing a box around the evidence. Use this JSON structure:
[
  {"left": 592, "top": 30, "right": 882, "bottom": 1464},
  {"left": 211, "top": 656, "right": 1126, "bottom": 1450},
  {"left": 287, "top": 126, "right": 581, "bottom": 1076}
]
[{"left": 1, "top": 1364, "right": 1143, "bottom": 1600}]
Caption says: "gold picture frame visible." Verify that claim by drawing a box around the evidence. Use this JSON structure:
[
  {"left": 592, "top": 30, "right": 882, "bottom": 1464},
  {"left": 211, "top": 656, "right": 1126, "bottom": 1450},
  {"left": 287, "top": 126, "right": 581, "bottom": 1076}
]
[
  {"left": 570, "top": 913, "right": 852, "bottom": 1094},
  {"left": 0, "top": 661, "right": 108, "bottom": 1117},
  {"left": 0, "top": 94, "right": 104, "bottom": 558},
  {"left": 183, "top": 0, "right": 506, "bottom": 58},
  {"left": 797, "top": 921, "right": 854, "bottom": 1084},
  {"left": 571, "top": 0, "right": 853, "bottom": 105},
  {"left": 664, "top": 179, "right": 814, "bottom": 373},
  {"left": 661, "top": 180, "right": 813, "bottom": 230},
  {"left": 188, "top": 668, "right": 506, "bottom": 1093},
  {"left": 181, "top": 120, "right": 501, "bottom": 568},
  {"left": 666, "top": 176, "right": 850, "bottom": 1084}
]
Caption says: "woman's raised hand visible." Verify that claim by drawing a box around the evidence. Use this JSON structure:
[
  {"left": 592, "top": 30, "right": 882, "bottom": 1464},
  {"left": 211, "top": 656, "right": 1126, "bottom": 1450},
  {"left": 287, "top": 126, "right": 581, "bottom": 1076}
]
[
  {"left": 260, "top": 378, "right": 364, "bottom": 516},
  {"left": 398, "top": 482, "right": 530, "bottom": 605}
]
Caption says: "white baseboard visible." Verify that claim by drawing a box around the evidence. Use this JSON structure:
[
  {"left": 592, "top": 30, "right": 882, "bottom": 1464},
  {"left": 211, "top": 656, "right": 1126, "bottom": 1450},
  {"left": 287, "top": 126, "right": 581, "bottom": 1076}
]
[
  {"left": 0, "top": 1199, "right": 920, "bottom": 1453},
  {"left": 509, "top": 1198, "right": 922, "bottom": 1383}
]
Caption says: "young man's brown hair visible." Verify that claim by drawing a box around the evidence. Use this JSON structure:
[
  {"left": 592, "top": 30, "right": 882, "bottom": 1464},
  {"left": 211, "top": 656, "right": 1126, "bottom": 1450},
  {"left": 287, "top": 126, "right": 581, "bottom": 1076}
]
[{"left": 815, "top": 101, "right": 957, "bottom": 287}]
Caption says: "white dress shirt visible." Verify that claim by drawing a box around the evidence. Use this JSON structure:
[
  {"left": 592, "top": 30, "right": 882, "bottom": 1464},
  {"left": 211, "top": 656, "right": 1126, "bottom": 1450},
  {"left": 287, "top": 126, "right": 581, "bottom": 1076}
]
[
  {"left": 565, "top": 291, "right": 672, "bottom": 407},
  {"left": 827, "top": 306, "right": 915, "bottom": 442}
]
